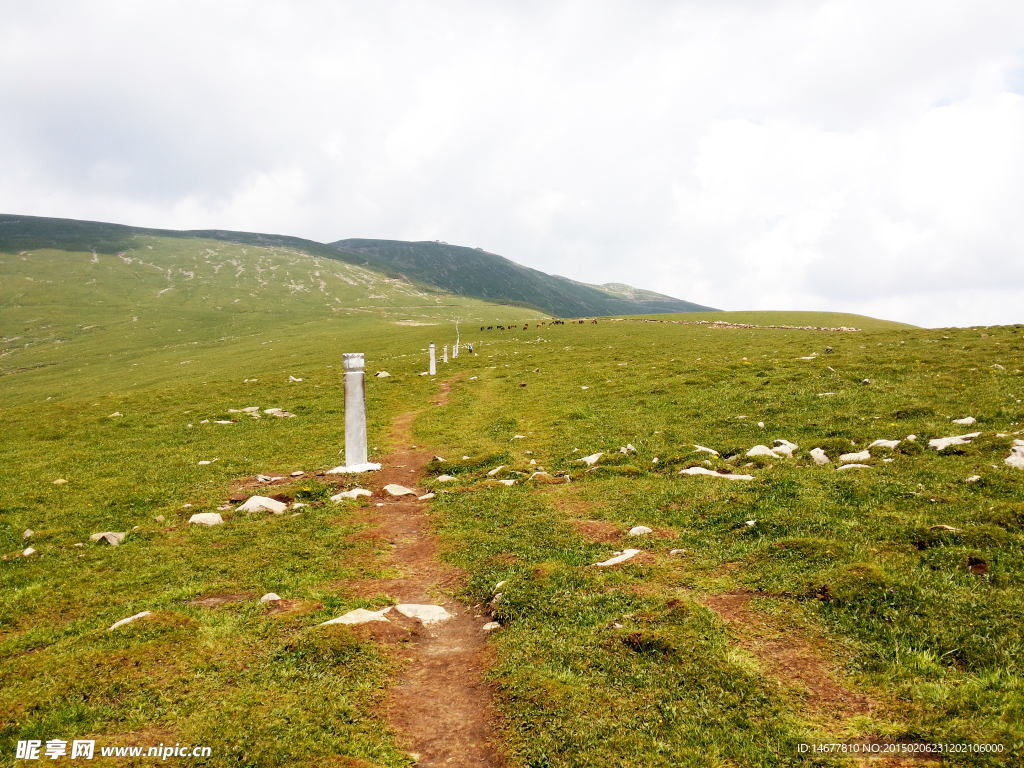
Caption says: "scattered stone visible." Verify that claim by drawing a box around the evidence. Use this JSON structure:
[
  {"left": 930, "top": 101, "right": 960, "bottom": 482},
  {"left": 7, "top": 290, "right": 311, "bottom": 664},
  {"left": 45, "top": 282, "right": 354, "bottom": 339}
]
[
  {"left": 965, "top": 475, "right": 981, "bottom": 483},
  {"left": 578, "top": 452, "right": 603, "bottom": 466},
  {"left": 291, "top": 503, "right": 306, "bottom": 509},
  {"left": 840, "top": 450, "right": 871, "bottom": 462},
  {"left": 771, "top": 439, "right": 798, "bottom": 457},
  {"left": 928, "top": 432, "right": 982, "bottom": 451},
  {"left": 188, "top": 512, "right": 224, "bottom": 526},
  {"left": 374, "top": 371, "right": 391, "bottom": 377},
  {"left": 74, "top": 542, "right": 84, "bottom": 547},
  {"left": 331, "top": 488, "right": 372, "bottom": 501},
  {"left": 288, "top": 376, "right": 303, "bottom": 382},
  {"left": 290, "top": 470, "right": 304, "bottom": 477},
  {"left": 757, "top": 421, "right": 765, "bottom": 428},
  {"left": 494, "top": 580, "right": 506, "bottom": 592},
  {"left": 581, "top": 386, "right": 589, "bottom": 390},
  {"left": 109, "top": 611, "right": 151, "bottom": 631},
  {"left": 433, "top": 455, "right": 446, "bottom": 462},
  {"left": 242, "top": 406, "right": 260, "bottom": 413},
  {"left": 198, "top": 460, "right": 212, "bottom": 465},
  {"left": 264, "top": 408, "right": 296, "bottom": 418},
  {"left": 837, "top": 464, "right": 870, "bottom": 470},
  {"left": 482, "top": 621, "right": 501, "bottom": 631},
  {"left": 512, "top": 435, "right": 526, "bottom": 439},
  {"left": 992, "top": 363, "right": 1005, "bottom": 370},
  {"left": 256, "top": 474, "right": 283, "bottom": 482},
  {"left": 436, "top": 475, "right": 456, "bottom": 482},
  {"left": 869, "top": 439, "right": 901, "bottom": 449},
  {"left": 746, "top": 445, "right": 778, "bottom": 458},
  {"left": 22, "top": 529, "right": 32, "bottom": 539},
  {"left": 745, "top": 520, "right": 756, "bottom": 526},
  {"left": 809, "top": 448, "right": 830, "bottom": 465},
  {"left": 693, "top": 444, "right": 719, "bottom": 456},
  {"left": 383, "top": 484, "right": 416, "bottom": 496},
  {"left": 930, "top": 525, "right": 959, "bottom": 532},
  {"left": 53, "top": 479, "right": 67, "bottom": 485},
  {"left": 327, "top": 462, "right": 382, "bottom": 474},
  {"left": 394, "top": 604, "right": 452, "bottom": 625},
  {"left": 862, "top": 379, "right": 871, "bottom": 385},
  {"left": 498, "top": 479, "right": 515, "bottom": 486},
  {"left": 89, "top": 531, "right": 126, "bottom": 546},
  {"left": 594, "top": 549, "right": 642, "bottom": 567},
  {"left": 529, "top": 458, "right": 538, "bottom": 465},
  {"left": 952, "top": 416, "right": 977, "bottom": 425},
  {"left": 200, "top": 419, "right": 209, "bottom": 424},
  {"left": 487, "top": 466, "right": 505, "bottom": 476},
  {"left": 906, "top": 434, "right": 918, "bottom": 442},
  {"left": 109, "top": 412, "right": 122, "bottom": 418},
  {"left": 215, "top": 420, "right": 235, "bottom": 425},
  {"left": 321, "top": 607, "right": 392, "bottom": 626},
  {"left": 1006, "top": 439, "right": 1024, "bottom": 469},
  {"left": 628, "top": 525, "right": 653, "bottom": 537},
  {"left": 652, "top": 457, "right": 659, "bottom": 464},
  {"left": 259, "top": 593, "right": 282, "bottom": 603},
  {"left": 679, "top": 466, "right": 754, "bottom": 481},
  {"left": 669, "top": 548, "right": 686, "bottom": 555},
  {"left": 418, "top": 493, "right": 436, "bottom": 500},
  {"left": 22, "top": 547, "right": 37, "bottom": 557},
  {"left": 237, "top": 496, "right": 288, "bottom": 514}
]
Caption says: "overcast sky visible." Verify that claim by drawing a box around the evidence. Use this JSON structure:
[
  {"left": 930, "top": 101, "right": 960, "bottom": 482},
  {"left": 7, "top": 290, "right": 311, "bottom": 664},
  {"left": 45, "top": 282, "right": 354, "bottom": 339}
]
[{"left": 3, "top": 1, "right": 1024, "bottom": 327}]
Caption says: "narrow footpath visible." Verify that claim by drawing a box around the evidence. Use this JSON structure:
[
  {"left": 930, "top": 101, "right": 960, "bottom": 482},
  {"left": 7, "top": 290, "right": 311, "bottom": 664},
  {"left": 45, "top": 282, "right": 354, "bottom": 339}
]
[{"left": 349, "top": 376, "right": 499, "bottom": 767}]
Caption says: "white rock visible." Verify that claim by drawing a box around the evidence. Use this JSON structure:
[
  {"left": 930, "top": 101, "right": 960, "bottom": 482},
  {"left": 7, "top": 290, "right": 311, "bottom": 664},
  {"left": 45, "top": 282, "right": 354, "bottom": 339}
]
[
  {"left": 628, "top": 525, "right": 653, "bottom": 537},
  {"left": 331, "top": 488, "right": 372, "bottom": 501},
  {"left": 188, "top": 512, "right": 224, "bottom": 526},
  {"left": 771, "top": 439, "right": 798, "bottom": 457},
  {"left": 757, "top": 421, "right": 765, "bottom": 428},
  {"left": 581, "top": 386, "right": 589, "bottom": 390},
  {"left": 840, "top": 450, "right": 871, "bottom": 462},
  {"left": 906, "top": 434, "right": 918, "bottom": 441},
  {"left": 321, "top": 607, "right": 391, "bottom": 626},
  {"left": 669, "top": 548, "right": 686, "bottom": 555},
  {"left": 1006, "top": 440, "right": 1024, "bottom": 469},
  {"left": 53, "top": 478, "right": 67, "bottom": 485},
  {"left": 745, "top": 520, "right": 756, "bottom": 526},
  {"left": 498, "top": 479, "right": 515, "bottom": 486},
  {"left": 883, "top": 458, "right": 894, "bottom": 463},
  {"left": 383, "top": 484, "right": 416, "bottom": 496},
  {"left": 928, "top": 432, "right": 982, "bottom": 451},
  {"left": 693, "top": 444, "right": 719, "bottom": 456},
  {"left": 418, "top": 493, "right": 436, "bottom": 500},
  {"left": 215, "top": 420, "right": 235, "bottom": 425},
  {"left": 237, "top": 496, "right": 288, "bottom": 515},
  {"left": 290, "top": 470, "right": 304, "bottom": 477},
  {"left": 22, "top": 547, "right": 37, "bottom": 557},
  {"left": 23, "top": 529, "right": 32, "bottom": 539},
  {"left": 494, "top": 580, "right": 506, "bottom": 591},
  {"left": 436, "top": 474, "right": 456, "bottom": 482},
  {"left": 109, "top": 611, "right": 151, "bottom": 630},
  {"left": 200, "top": 419, "right": 209, "bottom": 424},
  {"left": 395, "top": 604, "right": 452, "bottom": 625},
  {"left": 679, "top": 466, "right": 754, "bottom": 480},
  {"left": 288, "top": 376, "right": 303, "bottom": 382},
  {"left": 594, "top": 549, "right": 642, "bottom": 567},
  {"left": 512, "top": 435, "right": 526, "bottom": 439},
  {"left": 155, "top": 515, "right": 165, "bottom": 523},
  {"left": 109, "top": 411, "right": 122, "bottom": 418},
  {"left": 198, "top": 460, "right": 212, "bottom": 465},
  {"left": 952, "top": 416, "right": 977, "bottom": 425},
  {"left": 487, "top": 466, "right": 505, "bottom": 476},
  {"left": 242, "top": 406, "right": 260, "bottom": 413},
  {"left": 90, "top": 531, "right": 126, "bottom": 546},
  {"left": 327, "top": 462, "right": 382, "bottom": 474},
  {"left": 746, "top": 445, "right": 778, "bottom": 458},
  {"left": 837, "top": 464, "right": 870, "bottom": 470},
  {"left": 374, "top": 371, "right": 391, "bottom": 377},
  {"left": 482, "top": 621, "right": 501, "bottom": 631},
  {"left": 291, "top": 503, "right": 306, "bottom": 509},
  {"left": 869, "top": 439, "right": 901, "bottom": 449},
  {"left": 626, "top": 443, "right": 636, "bottom": 452},
  {"left": 809, "top": 448, "right": 830, "bottom": 465},
  {"left": 965, "top": 475, "right": 982, "bottom": 483},
  {"left": 578, "top": 452, "right": 603, "bottom": 466},
  {"left": 260, "top": 593, "right": 282, "bottom": 603}
]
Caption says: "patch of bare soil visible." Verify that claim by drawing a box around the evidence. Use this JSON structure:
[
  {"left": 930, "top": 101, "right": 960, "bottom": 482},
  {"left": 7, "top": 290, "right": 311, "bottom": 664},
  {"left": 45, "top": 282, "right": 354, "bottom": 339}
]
[
  {"left": 187, "top": 593, "right": 251, "bottom": 608},
  {"left": 700, "top": 591, "right": 874, "bottom": 723},
  {"left": 348, "top": 373, "right": 499, "bottom": 767},
  {"left": 574, "top": 519, "right": 623, "bottom": 543}
]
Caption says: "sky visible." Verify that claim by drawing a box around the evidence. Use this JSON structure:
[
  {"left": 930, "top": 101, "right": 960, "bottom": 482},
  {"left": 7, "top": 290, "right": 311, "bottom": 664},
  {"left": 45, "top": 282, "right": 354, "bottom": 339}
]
[{"left": 2, "top": 1, "right": 1024, "bottom": 328}]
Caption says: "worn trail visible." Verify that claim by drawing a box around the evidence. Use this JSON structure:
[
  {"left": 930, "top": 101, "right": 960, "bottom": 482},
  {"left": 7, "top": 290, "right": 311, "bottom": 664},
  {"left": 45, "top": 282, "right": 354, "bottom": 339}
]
[{"left": 349, "top": 375, "right": 499, "bottom": 767}]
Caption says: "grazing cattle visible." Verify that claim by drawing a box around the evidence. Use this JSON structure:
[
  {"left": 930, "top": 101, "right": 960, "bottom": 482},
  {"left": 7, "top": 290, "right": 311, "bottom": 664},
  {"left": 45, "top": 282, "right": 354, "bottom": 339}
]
[
  {"left": 591, "top": 319, "right": 597, "bottom": 324},
  {"left": 480, "top": 326, "right": 485, "bottom": 331},
  {"left": 488, "top": 326, "right": 493, "bottom": 330}
]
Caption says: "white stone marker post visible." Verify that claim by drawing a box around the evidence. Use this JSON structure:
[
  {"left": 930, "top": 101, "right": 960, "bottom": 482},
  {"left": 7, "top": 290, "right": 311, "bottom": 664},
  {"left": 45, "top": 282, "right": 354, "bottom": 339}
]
[
  {"left": 429, "top": 342, "right": 436, "bottom": 375},
  {"left": 343, "top": 353, "right": 367, "bottom": 467},
  {"left": 443, "top": 344, "right": 448, "bottom": 363},
  {"left": 453, "top": 322, "right": 459, "bottom": 358}
]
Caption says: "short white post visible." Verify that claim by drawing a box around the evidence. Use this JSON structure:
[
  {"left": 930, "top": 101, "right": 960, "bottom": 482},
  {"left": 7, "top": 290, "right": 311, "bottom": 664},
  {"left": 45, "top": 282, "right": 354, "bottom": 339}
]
[
  {"left": 443, "top": 344, "right": 448, "bottom": 363},
  {"left": 343, "top": 353, "right": 367, "bottom": 467},
  {"left": 453, "top": 322, "right": 460, "bottom": 357},
  {"left": 429, "top": 342, "right": 436, "bottom": 375}
]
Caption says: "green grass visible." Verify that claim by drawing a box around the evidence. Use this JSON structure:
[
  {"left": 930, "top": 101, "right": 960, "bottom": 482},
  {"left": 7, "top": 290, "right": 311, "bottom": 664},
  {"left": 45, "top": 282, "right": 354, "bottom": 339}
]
[{"left": 2, "top": 231, "right": 1023, "bottom": 766}]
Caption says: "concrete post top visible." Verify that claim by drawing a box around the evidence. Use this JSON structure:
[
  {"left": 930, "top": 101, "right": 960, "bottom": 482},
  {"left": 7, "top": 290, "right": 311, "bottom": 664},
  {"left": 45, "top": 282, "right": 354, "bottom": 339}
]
[
  {"left": 342, "top": 353, "right": 365, "bottom": 372},
  {"left": 429, "top": 342, "right": 435, "bottom": 348}
]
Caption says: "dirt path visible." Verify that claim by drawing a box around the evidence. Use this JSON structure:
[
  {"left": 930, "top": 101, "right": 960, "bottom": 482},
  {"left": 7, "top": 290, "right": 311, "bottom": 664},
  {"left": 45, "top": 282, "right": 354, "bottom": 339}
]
[{"left": 349, "top": 375, "right": 499, "bottom": 767}]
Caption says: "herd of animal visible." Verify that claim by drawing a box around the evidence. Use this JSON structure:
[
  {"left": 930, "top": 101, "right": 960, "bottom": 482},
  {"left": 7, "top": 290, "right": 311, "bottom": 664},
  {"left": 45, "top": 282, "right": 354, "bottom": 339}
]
[{"left": 480, "top": 319, "right": 598, "bottom": 331}]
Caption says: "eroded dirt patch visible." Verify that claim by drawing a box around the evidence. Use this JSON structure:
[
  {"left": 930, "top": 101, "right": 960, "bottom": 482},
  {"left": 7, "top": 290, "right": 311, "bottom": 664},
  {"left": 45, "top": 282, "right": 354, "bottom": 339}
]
[
  {"left": 187, "top": 593, "right": 252, "bottom": 608},
  {"left": 700, "top": 591, "right": 874, "bottom": 722}
]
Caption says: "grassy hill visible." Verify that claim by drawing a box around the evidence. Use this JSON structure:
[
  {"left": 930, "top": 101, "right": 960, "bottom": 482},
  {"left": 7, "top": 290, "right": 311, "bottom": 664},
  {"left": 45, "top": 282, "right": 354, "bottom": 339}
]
[
  {"left": 332, "top": 238, "right": 718, "bottom": 318},
  {"left": 2, "top": 215, "right": 1023, "bottom": 765}
]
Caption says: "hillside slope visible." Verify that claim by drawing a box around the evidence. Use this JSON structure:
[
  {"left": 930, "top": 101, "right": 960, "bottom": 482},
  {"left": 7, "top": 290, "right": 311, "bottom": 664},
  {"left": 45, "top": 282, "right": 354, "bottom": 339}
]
[{"left": 331, "top": 238, "right": 718, "bottom": 318}]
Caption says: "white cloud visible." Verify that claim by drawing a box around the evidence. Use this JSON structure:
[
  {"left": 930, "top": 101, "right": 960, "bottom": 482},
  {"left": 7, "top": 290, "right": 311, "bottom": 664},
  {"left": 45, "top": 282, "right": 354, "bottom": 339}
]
[{"left": 2, "top": 0, "right": 1023, "bottom": 326}]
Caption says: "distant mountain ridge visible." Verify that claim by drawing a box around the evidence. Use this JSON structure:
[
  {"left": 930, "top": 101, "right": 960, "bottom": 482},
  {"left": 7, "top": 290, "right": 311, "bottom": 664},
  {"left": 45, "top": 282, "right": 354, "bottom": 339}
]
[
  {"left": 0, "top": 214, "right": 718, "bottom": 318},
  {"left": 330, "top": 238, "right": 717, "bottom": 318}
]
